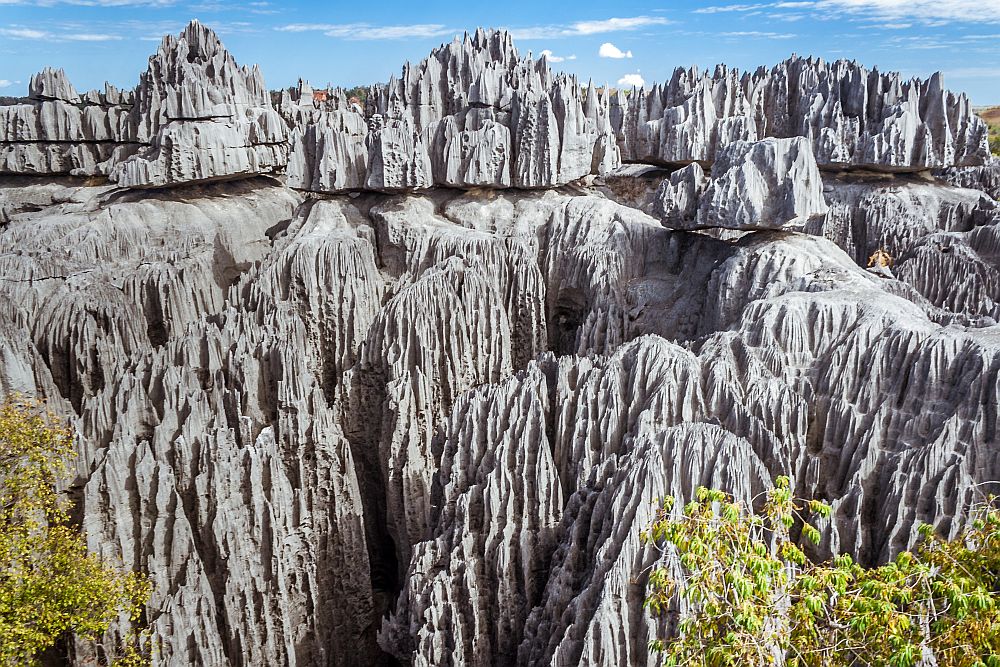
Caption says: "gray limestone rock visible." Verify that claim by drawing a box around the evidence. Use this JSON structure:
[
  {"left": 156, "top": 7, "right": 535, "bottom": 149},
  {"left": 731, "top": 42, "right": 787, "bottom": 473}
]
[
  {"left": 1, "top": 22, "right": 999, "bottom": 667},
  {"left": 653, "top": 162, "right": 708, "bottom": 226},
  {"left": 805, "top": 172, "right": 1000, "bottom": 321},
  {"left": 0, "top": 23, "right": 990, "bottom": 189},
  {"left": 936, "top": 159, "right": 1000, "bottom": 201},
  {"left": 694, "top": 137, "right": 829, "bottom": 230},
  {"left": 616, "top": 58, "right": 989, "bottom": 170},
  {"left": 111, "top": 21, "right": 286, "bottom": 187},
  {"left": 29, "top": 68, "right": 80, "bottom": 103}
]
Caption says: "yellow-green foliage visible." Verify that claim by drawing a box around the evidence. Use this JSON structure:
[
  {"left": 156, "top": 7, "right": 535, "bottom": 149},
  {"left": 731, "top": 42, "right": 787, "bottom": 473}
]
[
  {"left": 0, "top": 398, "right": 151, "bottom": 666},
  {"left": 643, "top": 477, "right": 1000, "bottom": 667},
  {"left": 979, "top": 108, "right": 1000, "bottom": 156}
]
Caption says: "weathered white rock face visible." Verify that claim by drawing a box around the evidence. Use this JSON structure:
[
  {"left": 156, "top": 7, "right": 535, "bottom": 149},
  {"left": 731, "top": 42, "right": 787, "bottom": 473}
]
[
  {"left": 0, "top": 66, "right": 137, "bottom": 175},
  {"left": 29, "top": 68, "right": 81, "bottom": 103},
  {"left": 2, "top": 172, "right": 998, "bottom": 666},
  {"left": 616, "top": 58, "right": 989, "bottom": 170},
  {"left": 691, "top": 137, "right": 828, "bottom": 230},
  {"left": 804, "top": 173, "right": 1000, "bottom": 322},
  {"left": 1, "top": 23, "right": 990, "bottom": 190},
  {"left": 653, "top": 162, "right": 707, "bottom": 226},
  {"left": 110, "top": 21, "right": 287, "bottom": 187},
  {"left": 1, "top": 22, "right": 999, "bottom": 667},
  {"left": 285, "top": 30, "right": 622, "bottom": 192}
]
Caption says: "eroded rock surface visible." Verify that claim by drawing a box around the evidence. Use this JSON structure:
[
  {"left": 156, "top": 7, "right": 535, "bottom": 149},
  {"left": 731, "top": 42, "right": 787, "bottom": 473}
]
[
  {"left": 693, "top": 137, "right": 828, "bottom": 230},
  {"left": 0, "top": 23, "right": 988, "bottom": 191},
  {"left": 1, "top": 20, "right": 998, "bottom": 667}
]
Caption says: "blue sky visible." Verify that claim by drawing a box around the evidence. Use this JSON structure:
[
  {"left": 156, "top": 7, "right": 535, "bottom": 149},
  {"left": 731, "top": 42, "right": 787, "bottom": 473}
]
[{"left": 1, "top": 0, "right": 998, "bottom": 105}]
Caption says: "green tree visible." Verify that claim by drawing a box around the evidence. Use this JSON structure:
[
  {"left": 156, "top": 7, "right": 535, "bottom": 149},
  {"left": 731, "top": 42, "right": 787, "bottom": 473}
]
[
  {"left": 0, "top": 398, "right": 150, "bottom": 666},
  {"left": 643, "top": 477, "right": 1000, "bottom": 667}
]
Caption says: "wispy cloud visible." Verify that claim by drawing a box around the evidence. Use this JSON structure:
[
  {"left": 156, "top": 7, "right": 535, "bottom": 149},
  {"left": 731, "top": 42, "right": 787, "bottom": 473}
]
[
  {"left": 509, "top": 16, "right": 671, "bottom": 40},
  {"left": 599, "top": 42, "right": 632, "bottom": 58},
  {"left": 819, "top": 0, "right": 1000, "bottom": 23},
  {"left": 188, "top": 0, "right": 277, "bottom": 14},
  {"left": 65, "top": 32, "right": 122, "bottom": 40},
  {"left": 694, "top": 2, "right": 814, "bottom": 13},
  {"left": 0, "top": 26, "right": 121, "bottom": 40},
  {"left": 882, "top": 34, "right": 950, "bottom": 48},
  {"left": 0, "top": 27, "right": 49, "bottom": 38},
  {"left": 573, "top": 17, "right": 671, "bottom": 33},
  {"left": 618, "top": 73, "right": 645, "bottom": 87},
  {"left": 539, "top": 49, "right": 576, "bottom": 63},
  {"left": 720, "top": 30, "right": 797, "bottom": 38},
  {"left": 0, "top": 0, "right": 175, "bottom": 5},
  {"left": 276, "top": 22, "right": 456, "bottom": 40},
  {"left": 697, "top": 0, "right": 1000, "bottom": 24},
  {"left": 0, "top": 79, "right": 13, "bottom": 88},
  {"left": 694, "top": 3, "right": 771, "bottom": 12}
]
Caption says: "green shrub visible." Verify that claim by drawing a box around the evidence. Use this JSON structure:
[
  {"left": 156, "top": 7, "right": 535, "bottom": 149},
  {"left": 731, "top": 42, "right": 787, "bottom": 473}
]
[
  {"left": 643, "top": 477, "right": 1000, "bottom": 666},
  {"left": 0, "top": 398, "right": 151, "bottom": 666}
]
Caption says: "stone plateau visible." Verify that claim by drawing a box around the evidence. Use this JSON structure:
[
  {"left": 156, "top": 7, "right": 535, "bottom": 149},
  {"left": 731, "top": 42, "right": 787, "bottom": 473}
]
[{"left": 1, "top": 20, "right": 998, "bottom": 667}]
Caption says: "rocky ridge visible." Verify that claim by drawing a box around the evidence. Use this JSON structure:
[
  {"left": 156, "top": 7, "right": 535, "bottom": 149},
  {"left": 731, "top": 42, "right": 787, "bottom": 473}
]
[
  {"left": 0, "top": 22, "right": 989, "bottom": 190},
  {"left": 0, "top": 21, "right": 998, "bottom": 667}
]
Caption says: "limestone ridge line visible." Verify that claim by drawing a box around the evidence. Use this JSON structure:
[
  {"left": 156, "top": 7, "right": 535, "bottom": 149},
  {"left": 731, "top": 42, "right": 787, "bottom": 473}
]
[{"left": 0, "top": 20, "right": 991, "bottom": 191}]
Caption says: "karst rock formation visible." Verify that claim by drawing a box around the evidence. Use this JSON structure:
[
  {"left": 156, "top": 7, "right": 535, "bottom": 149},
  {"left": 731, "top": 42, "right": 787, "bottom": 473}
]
[{"left": 1, "top": 20, "right": 999, "bottom": 666}]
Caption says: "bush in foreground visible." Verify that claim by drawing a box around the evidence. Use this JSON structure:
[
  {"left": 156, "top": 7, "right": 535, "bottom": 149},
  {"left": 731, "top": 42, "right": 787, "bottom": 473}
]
[
  {"left": 643, "top": 477, "right": 1000, "bottom": 667},
  {"left": 0, "top": 398, "right": 150, "bottom": 666}
]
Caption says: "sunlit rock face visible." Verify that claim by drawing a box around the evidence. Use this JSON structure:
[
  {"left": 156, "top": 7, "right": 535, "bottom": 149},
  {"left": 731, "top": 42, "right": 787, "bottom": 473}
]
[
  {"left": 1, "top": 23, "right": 987, "bottom": 189},
  {"left": 1, "top": 20, "right": 998, "bottom": 667}
]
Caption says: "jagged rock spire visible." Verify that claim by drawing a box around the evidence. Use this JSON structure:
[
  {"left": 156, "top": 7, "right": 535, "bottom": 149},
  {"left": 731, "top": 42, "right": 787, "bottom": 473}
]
[{"left": 0, "top": 22, "right": 991, "bottom": 187}]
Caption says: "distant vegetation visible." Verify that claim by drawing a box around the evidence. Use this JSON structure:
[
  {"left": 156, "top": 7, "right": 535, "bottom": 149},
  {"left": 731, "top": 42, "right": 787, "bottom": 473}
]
[
  {"left": 978, "top": 107, "right": 1000, "bottom": 156},
  {"left": 342, "top": 86, "right": 368, "bottom": 104}
]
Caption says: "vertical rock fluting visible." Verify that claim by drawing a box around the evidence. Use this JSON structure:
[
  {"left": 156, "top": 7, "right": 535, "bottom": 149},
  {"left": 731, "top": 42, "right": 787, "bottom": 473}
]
[
  {"left": 614, "top": 58, "right": 988, "bottom": 169},
  {"left": 2, "top": 173, "right": 1000, "bottom": 665},
  {"left": 804, "top": 174, "right": 1000, "bottom": 322},
  {"left": 385, "top": 235, "right": 1000, "bottom": 665},
  {"left": 1, "top": 23, "right": 989, "bottom": 189},
  {"left": 1, "top": 20, "right": 1000, "bottom": 667},
  {"left": 111, "top": 20, "right": 288, "bottom": 187},
  {"left": 693, "top": 137, "right": 829, "bottom": 230}
]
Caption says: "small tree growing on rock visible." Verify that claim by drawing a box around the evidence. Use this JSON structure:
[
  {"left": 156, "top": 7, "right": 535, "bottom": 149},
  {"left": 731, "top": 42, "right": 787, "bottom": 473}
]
[
  {"left": 0, "top": 398, "right": 150, "bottom": 666},
  {"left": 643, "top": 477, "right": 1000, "bottom": 666}
]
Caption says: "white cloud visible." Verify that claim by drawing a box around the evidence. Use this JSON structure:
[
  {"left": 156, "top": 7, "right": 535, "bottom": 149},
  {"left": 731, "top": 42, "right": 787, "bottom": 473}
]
[
  {"left": 599, "top": 42, "right": 632, "bottom": 58},
  {"left": 618, "top": 73, "right": 645, "bottom": 88},
  {"left": 0, "top": 27, "right": 50, "bottom": 39},
  {"left": 65, "top": 33, "right": 122, "bottom": 41},
  {"left": 817, "top": 0, "right": 998, "bottom": 22},
  {"left": 694, "top": 3, "right": 770, "bottom": 12},
  {"left": 539, "top": 49, "right": 576, "bottom": 63},
  {"left": 720, "top": 30, "right": 797, "bottom": 38},
  {"left": 510, "top": 15, "right": 671, "bottom": 40},
  {"left": 276, "top": 22, "right": 455, "bottom": 40},
  {"left": 0, "top": 79, "right": 12, "bottom": 88},
  {"left": 572, "top": 17, "right": 670, "bottom": 33},
  {"left": 693, "top": 2, "right": 815, "bottom": 12},
  {"left": 699, "top": 0, "right": 1000, "bottom": 23},
  {"left": 0, "top": 26, "right": 122, "bottom": 41}
]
